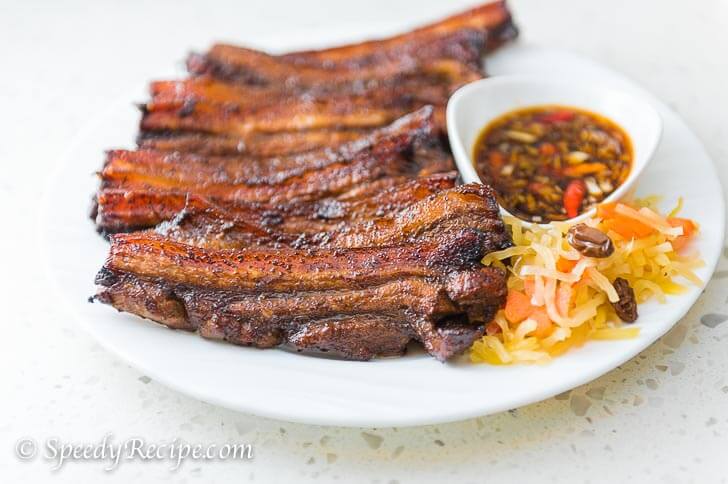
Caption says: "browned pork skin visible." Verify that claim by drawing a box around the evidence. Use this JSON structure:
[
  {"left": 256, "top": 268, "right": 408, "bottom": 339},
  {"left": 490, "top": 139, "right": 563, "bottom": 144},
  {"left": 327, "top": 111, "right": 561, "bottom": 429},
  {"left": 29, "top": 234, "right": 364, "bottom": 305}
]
[
  {"left": 128, "top": 106, "right": 445, "bottom": 185},
  {"left": 104, "top": 108, "right": 453, "bottom": 205},
  {"left": 101, "top": 140, "right": 448, "bottom": 205},
  {"left": 140, "top": 87, "right": 453, "bottom": 137},
  {"left": 158, "top": 183, "right": 512, "bottom": 254},
  {"left": 280, "top": 1, "right": 518, "bottom": 67},
  {"left": 95, "top": 172, "right": 458, "bottom": 234},
  {"left": 95, "top": 229, "right": 507, "bottom": 360},
  {"left": 137, "top": 71, "right": 462, "bottom": 156},
  {"left": 148, "top": 60, "right": 482, "bottom": 112},
  {"left": 187, "top": 2, "right": 517, "bottom": 84},
  {"left": 137, "top": 128, "right": 370, "bottom": 157},
  {"left": 187, "top": 29, "right": 488, "bottom": 86}
]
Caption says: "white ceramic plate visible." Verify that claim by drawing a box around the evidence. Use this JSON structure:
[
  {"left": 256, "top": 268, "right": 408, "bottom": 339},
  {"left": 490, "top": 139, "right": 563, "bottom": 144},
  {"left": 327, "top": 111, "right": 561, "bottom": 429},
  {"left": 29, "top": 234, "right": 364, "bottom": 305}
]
[{"left": 41, "top": 34, "right": 724, "bottom": 427}]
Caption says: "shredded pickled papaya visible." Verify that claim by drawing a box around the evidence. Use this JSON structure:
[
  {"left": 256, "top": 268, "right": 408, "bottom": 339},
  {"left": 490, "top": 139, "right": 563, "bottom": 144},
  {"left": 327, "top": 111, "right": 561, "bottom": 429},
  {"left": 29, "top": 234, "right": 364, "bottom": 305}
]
[{"left": 470, "top": 198, "right": 703, "bottom": 365}]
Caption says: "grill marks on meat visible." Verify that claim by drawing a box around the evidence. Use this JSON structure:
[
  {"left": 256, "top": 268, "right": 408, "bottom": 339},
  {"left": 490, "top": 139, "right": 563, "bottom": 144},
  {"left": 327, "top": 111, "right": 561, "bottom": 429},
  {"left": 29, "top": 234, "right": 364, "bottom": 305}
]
[
  {"left": 142, "top": 3, "right": 517, "bottom": 157},
  {"left": 138, "top": 69, "right": 457, "bottom": 153},
  {"left": 277, "top": 1, "right": 517, "bottom": 68},
  {"left": 92, "top": 2, "right": 519, "bottom": 361},
  {"left": 148, "top": 60, "right": 482, "bottom": 113},
  {"left": 137, "top": 128, "right": 370, "bottom": 157},
  {"left": 143, "top": 61, "right": 479, "bottom": 139},
  {"left": 117, "top": 107, "right": 446, "bottom": 187},
  {"left": 95, "top": 172, "right": 458, "bottom": 235},
  {"left": 188, "top": 1, "right": 516, "bottom": 81},
  {"left": 102, "top": 113, "right": 453, "bottom": 206},
  {"left": 141, "top": 93, "right": 442, "bottom": 138},
  {"left": 95, "top": 229, "right": 508, "bottom": 360},
  {"left": 157, "top": 183, "right": 512, "bottom": 253},
  {"left": 185, "top": 30, "right": 487, "bottom": 87}
]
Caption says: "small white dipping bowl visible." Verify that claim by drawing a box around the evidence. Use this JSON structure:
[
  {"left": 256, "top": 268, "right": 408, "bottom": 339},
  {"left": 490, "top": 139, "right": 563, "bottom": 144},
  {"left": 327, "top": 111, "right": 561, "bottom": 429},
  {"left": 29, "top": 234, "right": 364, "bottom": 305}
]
[{"left": 446, "top": 75, "right": 663, "bottom": 225}]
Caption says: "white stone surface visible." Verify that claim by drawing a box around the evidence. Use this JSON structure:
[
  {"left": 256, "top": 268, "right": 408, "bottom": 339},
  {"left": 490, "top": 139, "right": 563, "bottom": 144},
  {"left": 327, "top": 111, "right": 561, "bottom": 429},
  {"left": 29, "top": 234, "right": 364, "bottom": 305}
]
[{"left": 1, "top": 0, "right": 727, "bottom": 482}]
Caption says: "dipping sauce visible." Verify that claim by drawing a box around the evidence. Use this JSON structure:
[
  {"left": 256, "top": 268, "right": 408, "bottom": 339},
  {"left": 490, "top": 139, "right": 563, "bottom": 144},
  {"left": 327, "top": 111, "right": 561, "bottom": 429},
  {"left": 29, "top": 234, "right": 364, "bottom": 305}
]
[{"left": 474, "top": 105, "right": 632, "bottom": 223}]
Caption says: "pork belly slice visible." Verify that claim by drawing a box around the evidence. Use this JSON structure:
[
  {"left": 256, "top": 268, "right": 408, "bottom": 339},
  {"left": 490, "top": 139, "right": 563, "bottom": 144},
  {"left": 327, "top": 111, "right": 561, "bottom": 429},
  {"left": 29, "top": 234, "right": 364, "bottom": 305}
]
[
  {"left": 138, "top": 62, "right": 465, "bottom": 154},
  {"left": 187, "top": 1, "right": 517, "bottom": 84},
  {"left": 137, "top": 128, "right": 369, "bottom": 157},
  {"left": 139, "top": 81, "right": 454, "bottom": 138},
  {"left": 101, "top": 139, "right": 449, "bottom": 205},
  {"left": 187, "top": 29, "right": 488, "bottom": 86},
  {"left": 114, "top": 106, "right": 447, "bottom": 186},
  {"left": 94, "top": 229, "right": 507, "bottom": 361},
  {"left": 278, "top": 1, "right": 518, "bottom": 67},
  {"left": 101, "top": 144, "right": 440, "bottom": 204},
  {"left": 148, "top": 60, "right": 482, "bottom": 113},
  {"left": 141, "top": 93, "right": 432, "bottom": 137},
  {"left": 103, "top": 109, "right": 452, "bottom": 205},
  {"left": 95, "top": 172, "right": 458, "bottom": 235},
  {"left": 157, "top": 183, "right": 512, "bottom": 254}
]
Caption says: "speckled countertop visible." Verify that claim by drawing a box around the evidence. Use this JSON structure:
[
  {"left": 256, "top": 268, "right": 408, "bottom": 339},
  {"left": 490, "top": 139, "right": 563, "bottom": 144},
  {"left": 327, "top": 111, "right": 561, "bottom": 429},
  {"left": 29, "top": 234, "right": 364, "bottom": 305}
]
[{"left": 2, "top": 0, "right": 728, "bottom": 482}]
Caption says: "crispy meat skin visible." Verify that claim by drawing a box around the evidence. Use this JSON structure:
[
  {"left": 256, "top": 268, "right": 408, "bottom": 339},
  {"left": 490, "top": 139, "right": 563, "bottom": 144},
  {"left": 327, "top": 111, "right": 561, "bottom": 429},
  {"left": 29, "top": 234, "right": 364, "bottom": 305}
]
[
  {"left": 95, "top": 229, "right": 507, "bottom": 360},
  {"left": 279, "top": 1, "right": 517, "bottom": 66},
  {"left": 105, "top": 133, "right": 448, "bottom": 205},
  {"left": 95, "top": 172, "right": 458, "bottom": 234},
  {"left": 103, "top": 139, "right": 450, "bottom": 207},
  {"left": 148, "top": 60, "right": 482, "bottom": 112},
  {"left": 140, "top": 66, "right": 467, "bottom": 137},
  {"left": 157, "top": 183, "right": 512, "bottom": 254},
  {"left": 100, "top": 229, "right": 491, "bottom": 292},
  {"left": 138, "top": 128, "right": 369, "bottom": 157},
  {"left": 140, "top": 93, "right": 443, "bottom": 136},
  {"left": 141, "top": 2, "right": 517, "bottom": 158},
  {"left": 152, "top": 3, "right": 518, "bottom": 152},
  {"left": 152, "top": 36, "right": 485, "bottom": 143},
  {"left": 186, "top": 30, "right": 487, "bottom": 86},
  {"left": 119, "top": 107, "right": 444, "bottom": 186},
  {"left": 103, "top": 107, "right": 453, "bottom": 206},
  {"left": 187, "top": 2, "right": 517, "bottom": 82}
]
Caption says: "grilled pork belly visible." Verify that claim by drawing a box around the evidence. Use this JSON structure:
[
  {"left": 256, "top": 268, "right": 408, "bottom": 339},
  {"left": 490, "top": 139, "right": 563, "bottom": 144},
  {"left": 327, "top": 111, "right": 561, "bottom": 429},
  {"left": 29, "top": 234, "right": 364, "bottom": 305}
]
[
  {"left": 186, "top": 30, "right": 487, "bottom": 87},
  {"left": 91, "top": 2, "right": 519, "bottom": 361},
  {"left": 277, "top": 1, "right": 517, "bottom": 67},
  {"left": 137, "top": 128, "right": 370, "bottom": 157},
  {"left": 156, "top": 183, "right": 511, "bottom": 252},
  {"left": 142, "top": 3, "right": 517, "bottom": 156},
  {"left": 95, "top": 172, "right": 458, "bottom": 235},
  {"left": 188, "top": 2, "right": 516, "bottom": 82},
  {"left": 95, "top": 106, "right": 454, "bottom": 231},
  {"left": 148, "top": 60, "right": 482, "bottom": 113},
  {"left": 95, "top": 229, "right": 508, "bottom": 360},
  {"left": 139, "top": 63, "right": 463, "bottom": 150}
]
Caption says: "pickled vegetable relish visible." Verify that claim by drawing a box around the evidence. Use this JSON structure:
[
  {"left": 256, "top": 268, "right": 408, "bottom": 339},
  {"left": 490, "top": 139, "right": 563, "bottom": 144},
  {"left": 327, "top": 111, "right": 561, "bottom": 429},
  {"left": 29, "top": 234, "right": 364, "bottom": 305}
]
[
  {"left": 474, "top": 105, "right": 632, "bottom": 223},
  {"left": 470, "top": 197, "right": 702, "bottom": 365}
]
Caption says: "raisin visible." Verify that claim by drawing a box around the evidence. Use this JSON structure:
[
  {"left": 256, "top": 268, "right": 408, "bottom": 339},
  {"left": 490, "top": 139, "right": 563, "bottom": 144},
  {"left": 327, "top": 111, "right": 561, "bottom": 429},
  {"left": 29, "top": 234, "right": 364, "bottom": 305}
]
[
  {"left": 566, "top": 224, "right": 614, "bottom": 258},
  {"left": 611, "top": 277, "right": 638, "bottom": 323}
]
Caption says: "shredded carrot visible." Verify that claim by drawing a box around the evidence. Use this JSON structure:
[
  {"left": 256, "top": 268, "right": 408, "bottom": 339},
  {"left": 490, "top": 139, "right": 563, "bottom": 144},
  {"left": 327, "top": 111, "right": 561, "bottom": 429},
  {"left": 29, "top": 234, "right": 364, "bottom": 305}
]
[
  {"left": 504, "top": 290, "right": 533, "bottom": 324},
  {"left": 556, "top": 257, "right": 578, "bottom": 273},
  {"left": 523, "top": 278, "right": 536, "bottom": 298},
  {"left": 667, "top": 217, "right": 697, "bottom": 251},
  {"left": 598, "top": 202, "right": 654, "bottom": 238},
  {"left": 596, "top": 202, "right": 618, "bottom": 218},
  {"left": 529, "top": 308, "right": 553, "bottom": 338},
  {"left": 601, "top": 212, "right": 655, "bottom": 238}
]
